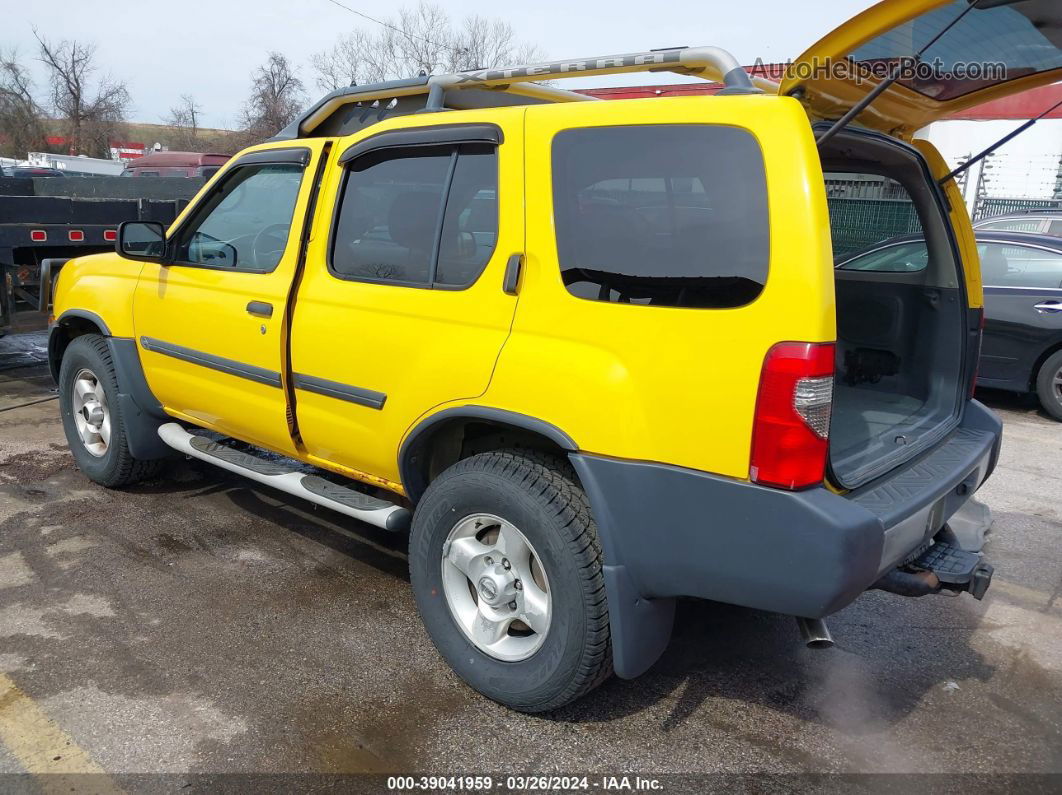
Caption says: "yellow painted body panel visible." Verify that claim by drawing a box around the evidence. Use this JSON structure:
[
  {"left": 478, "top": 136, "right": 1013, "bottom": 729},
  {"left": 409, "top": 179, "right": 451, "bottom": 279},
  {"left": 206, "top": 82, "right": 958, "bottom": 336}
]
[
  {"left": 133, "top": 139, "right": 330, "bottom": 455},
  {"left": 472, "top": 96, "right": 835, "bottom": 481},
  {"left": 290, "top": 108, "right": 525, "bottom": 485},
  {"left": 52, "top": 252, "right": 143, "bottom": 338},
  {"left": 913, "top": 138, "right": 982, "bottom": 309},
  {"left": 781, "top": 0, "right": 1062, "bottom": 139},
  {"left": 54, "top": 91, "right": 982, "bottom": 495}
]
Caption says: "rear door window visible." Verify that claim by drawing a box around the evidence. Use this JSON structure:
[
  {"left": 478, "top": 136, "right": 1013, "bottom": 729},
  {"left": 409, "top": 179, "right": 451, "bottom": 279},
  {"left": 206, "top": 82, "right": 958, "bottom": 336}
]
[
  {"left": 331, "top": 144, "right": 498, "bottom": 288},
  {"left": 978, "top": 243, "right": 1062, "bottom": 289},
  {"left": 551, "top": 125, "right": 769, "bottom": 309}
]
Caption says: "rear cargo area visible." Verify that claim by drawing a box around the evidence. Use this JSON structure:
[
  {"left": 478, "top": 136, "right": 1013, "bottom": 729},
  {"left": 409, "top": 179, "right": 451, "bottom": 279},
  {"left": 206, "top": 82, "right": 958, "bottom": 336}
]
[{"left": 823, "top": 131, "right": 966, "bottom": 488}]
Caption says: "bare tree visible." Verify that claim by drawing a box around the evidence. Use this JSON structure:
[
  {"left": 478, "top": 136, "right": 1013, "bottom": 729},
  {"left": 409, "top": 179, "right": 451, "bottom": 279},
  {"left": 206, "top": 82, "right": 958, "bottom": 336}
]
[
  {"left": 0, "top": 48, "right": 48, "bottom": 158},
  {"left": 311, "top": 2, "right": 543, "bottom": 92},
  {"left": 240, "top": 52, "right": 306, "bottom": 141},
  {"left": 164, "top": 94, "right": 203, "bottom": 150},
  {"left": 34, "top": 31, "right": 130, "bottom": 158},
  {"left": 311, "top": 29, "right": 389, "bottom": 91},
  {"left": 167, "top": 94, "right": 201, "bottom": 136},
  {"left": 450, "top": 15, "right": 541, "bottom": 73}
]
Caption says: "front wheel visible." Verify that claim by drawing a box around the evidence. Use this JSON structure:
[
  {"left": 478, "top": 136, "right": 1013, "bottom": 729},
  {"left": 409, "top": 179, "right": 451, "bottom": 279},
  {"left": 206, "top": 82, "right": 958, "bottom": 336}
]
[
  {"left": 58, "top": 334, "right": 164, "bottom": 487},
  {"left": 1035, "top": 350, "right": 1062, "bottom": 422},
  {"left": 409, "top": 449, "right": 612, "bottom": 712}
]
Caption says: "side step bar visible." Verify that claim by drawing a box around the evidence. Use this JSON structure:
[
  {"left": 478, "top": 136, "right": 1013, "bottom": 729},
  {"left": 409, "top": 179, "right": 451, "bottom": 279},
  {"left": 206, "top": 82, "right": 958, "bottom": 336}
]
[{"left": 157, "top": 423, "right": 411, "bottom": 532}]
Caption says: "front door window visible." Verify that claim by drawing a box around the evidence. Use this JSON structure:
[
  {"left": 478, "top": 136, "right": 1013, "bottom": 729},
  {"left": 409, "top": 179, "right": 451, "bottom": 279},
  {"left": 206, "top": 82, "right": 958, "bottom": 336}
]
[{"left": 173, "top": 164, "right": 303, "bottom": 271}]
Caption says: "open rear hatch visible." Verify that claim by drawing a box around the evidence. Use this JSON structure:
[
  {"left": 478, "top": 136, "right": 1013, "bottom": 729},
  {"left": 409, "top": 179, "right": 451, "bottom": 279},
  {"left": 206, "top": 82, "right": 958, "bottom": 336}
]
[
  {"left": 823, "top": 128, "right": 968, "bottom": 488},
  {"left": 782, "top": 0, "right": 1061, "bottom": 488},
  {"left": 781, "top": 0, "right": 1062, "bottom": 140}
]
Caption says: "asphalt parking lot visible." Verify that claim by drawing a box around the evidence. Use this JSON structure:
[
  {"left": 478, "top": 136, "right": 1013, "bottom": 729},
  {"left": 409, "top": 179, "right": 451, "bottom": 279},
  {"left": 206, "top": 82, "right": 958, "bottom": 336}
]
[{"left": 1, "top": 331, "right": 1060, "bottom": 783}]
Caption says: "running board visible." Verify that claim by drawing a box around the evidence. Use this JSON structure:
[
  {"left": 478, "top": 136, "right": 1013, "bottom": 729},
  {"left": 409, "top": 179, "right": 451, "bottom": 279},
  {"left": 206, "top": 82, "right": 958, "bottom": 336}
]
[{"left": 157, "top": 423, "right": 410, "bottom": 532}]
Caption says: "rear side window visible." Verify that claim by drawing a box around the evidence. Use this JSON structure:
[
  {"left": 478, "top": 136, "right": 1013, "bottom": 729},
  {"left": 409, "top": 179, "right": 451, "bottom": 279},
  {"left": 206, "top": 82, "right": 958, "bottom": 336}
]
[
  {"left": 331, "top": 144, "right": 497, "bottom": 288},
  {"left": 551, "top": 125, "right": 769, "bottom": 309},
  {"left": 978, "top": 243, "right": 1062, "bottom": 289}
]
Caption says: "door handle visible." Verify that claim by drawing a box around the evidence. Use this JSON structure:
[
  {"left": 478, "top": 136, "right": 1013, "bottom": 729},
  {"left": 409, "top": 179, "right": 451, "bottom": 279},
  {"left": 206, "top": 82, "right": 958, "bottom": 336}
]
[
  {"left": 1034, "top": 301, "right": 1062, "bottom": 313},
  {"left": 503, "top": 254, "right": 523, "bottom": 295},
  {"left": 246, "top": 300, "right": 273, "bottom": 318}
]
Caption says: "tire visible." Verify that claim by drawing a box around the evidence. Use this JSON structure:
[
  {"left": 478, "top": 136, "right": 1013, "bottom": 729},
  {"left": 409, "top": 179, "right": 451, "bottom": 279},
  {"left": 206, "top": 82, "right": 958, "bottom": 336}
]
[
  {"left": 58, "top": 334, "right": 164, "bottom": 487},
  {"left": 409, "top": 449, "right": 612, "bottom": 712},
  {"left": 1035, "top": 350, "right": 1062, "bottom": 422}
]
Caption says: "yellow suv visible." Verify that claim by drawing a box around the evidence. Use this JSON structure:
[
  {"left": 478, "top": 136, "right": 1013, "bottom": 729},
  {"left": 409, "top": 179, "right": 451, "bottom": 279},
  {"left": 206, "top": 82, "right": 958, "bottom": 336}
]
[{"left": 48, "top": 1, "right": 1062, "bottom": 711}]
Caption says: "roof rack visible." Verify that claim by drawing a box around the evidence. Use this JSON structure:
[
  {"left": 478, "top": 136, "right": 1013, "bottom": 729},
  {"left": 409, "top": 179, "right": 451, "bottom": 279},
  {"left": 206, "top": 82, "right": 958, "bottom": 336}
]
[{"left": 273, "top": 46, "right": 767, "bottom": 141}]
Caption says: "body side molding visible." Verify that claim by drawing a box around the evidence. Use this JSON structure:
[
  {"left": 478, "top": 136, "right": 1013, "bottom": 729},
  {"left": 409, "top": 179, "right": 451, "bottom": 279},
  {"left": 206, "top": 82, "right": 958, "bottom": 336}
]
[
  {"left": 292, "top": 373, "right": 386, "bottom": 409},
  {"left": 139, "top": 337, "right": 282, "bottom": 387}
]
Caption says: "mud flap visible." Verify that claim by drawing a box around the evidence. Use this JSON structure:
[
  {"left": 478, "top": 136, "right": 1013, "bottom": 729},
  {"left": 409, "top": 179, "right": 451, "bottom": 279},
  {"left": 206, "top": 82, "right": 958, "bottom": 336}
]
[
  {"left": 107, "top": 337, "right": 173, "bottom": 460},
  {"left": 604, "top": 564, "right": 675, "bottom": 679}
]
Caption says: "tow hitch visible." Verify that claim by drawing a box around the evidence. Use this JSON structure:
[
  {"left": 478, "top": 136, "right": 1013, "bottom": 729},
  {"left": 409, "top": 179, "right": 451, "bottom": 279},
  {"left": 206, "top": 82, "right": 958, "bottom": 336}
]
[{"left": 874, "top": 541, "right": 994, "bottom": 601}]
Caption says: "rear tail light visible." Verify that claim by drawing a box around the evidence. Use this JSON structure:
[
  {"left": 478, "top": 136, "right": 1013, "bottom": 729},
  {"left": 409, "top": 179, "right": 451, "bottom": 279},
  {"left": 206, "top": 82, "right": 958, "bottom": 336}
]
[
  {"left": 68, "top": 230, "right": 84, "bottom": 242},
  {"left": 30, "top": 229, "right": 47, "bottom": 242},
  {"left": 103, "top": 229, "right": 117, "bottom": 242},
  {"left": 750, "top": 342, "right": 836, "bottom": 490}
]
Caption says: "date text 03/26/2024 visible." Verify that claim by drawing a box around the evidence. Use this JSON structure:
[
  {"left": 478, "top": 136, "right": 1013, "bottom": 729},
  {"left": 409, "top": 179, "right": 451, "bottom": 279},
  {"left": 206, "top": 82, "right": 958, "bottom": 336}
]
[{"left": 387, "top": 775, "right": 664, "bottom": 791}]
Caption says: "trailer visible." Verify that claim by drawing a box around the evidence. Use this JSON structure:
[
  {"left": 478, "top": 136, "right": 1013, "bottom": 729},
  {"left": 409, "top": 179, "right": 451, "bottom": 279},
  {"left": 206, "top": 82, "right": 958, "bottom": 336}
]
[
  {"left": 26, "top": 152, "right": 126, "bottom": 177},
  {"left": 0, "top": 176, "right": 204, "bottom": 334}
]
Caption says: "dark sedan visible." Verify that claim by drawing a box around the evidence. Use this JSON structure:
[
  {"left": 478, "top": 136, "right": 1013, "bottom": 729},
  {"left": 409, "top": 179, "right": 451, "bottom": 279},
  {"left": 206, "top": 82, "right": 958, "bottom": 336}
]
[
  {"left": 973, "top": 209, "right": 1062, "bottom": 237},
  {"left": 837, "top": 231, "right": 1062, "bottom": 420}
]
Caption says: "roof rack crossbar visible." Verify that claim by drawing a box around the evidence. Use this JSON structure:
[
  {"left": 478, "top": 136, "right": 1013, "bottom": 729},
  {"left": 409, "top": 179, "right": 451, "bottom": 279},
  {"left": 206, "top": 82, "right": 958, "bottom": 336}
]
[{"left": 276, "top": 46, "right": 760, "bottom": 140}]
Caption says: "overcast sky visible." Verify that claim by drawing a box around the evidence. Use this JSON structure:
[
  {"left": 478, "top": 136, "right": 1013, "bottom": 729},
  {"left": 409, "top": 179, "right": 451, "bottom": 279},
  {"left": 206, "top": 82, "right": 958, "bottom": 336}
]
[{"left": 1, "top": 0, "right": 879, "bottom": 130}]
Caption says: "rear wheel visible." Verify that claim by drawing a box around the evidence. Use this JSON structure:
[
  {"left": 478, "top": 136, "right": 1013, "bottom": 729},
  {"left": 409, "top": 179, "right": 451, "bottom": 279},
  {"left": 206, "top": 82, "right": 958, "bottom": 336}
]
[
  {"left": 409, "top": 449, "right": 612, "bottom": 712},
  {"left": 1035, "top": 350, "right": 1062, "bottom": 421},
  {"left": 58, "top": 334, "right": 164, "bottom": 487}
]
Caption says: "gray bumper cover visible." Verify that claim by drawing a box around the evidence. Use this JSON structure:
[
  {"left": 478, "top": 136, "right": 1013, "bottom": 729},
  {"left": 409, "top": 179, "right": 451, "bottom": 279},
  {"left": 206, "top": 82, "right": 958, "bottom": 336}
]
[{"left": 569, "top": 400, "right": 1002, "bottom": 679}]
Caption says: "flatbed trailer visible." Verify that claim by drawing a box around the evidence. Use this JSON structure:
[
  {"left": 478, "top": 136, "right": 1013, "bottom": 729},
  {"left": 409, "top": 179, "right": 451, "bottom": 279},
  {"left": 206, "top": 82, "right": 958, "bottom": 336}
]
[{"left": 0, "top": 178, "right": 202, "bottom": 334}]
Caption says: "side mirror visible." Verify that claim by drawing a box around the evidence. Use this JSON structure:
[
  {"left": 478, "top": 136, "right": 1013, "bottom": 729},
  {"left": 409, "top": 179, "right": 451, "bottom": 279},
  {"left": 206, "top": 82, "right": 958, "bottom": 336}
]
[{"left": 117, "top": 221, "right": 167, "bottom": 262}]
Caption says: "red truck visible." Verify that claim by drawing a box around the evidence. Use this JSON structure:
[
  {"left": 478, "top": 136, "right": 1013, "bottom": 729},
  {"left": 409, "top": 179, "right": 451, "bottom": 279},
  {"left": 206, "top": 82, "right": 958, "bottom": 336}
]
[{"left": 121, "top": 151, "right": 230, "bottom": 179}]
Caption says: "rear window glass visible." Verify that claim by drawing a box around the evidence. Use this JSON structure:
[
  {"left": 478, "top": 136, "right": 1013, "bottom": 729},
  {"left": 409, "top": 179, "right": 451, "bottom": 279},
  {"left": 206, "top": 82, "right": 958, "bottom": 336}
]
[
  {"left": 837, "top": 240, "right": 929, "bottom": 273},
  {"left": 976, "top": 217, "right": 1045, "bottom": 233},
  {"left": 551, "top": 125, "right": 769, "bottom": 309},
  {"left": 849, "top": 0, "right": 1062, "bottom": 102}
]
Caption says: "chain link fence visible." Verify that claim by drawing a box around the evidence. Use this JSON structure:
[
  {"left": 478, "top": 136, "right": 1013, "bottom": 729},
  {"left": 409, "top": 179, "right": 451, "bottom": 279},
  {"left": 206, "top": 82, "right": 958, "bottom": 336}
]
[
  {"left": 973, "top": 197, "right": 1062, "bottom": 220},
  {"left": 827, "top": 197, "right": 922, "bottom": 257}
]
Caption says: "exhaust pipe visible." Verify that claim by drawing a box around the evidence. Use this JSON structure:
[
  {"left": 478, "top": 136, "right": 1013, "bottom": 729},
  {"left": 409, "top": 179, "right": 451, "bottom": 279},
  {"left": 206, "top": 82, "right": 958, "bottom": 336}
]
[{"left": 796, "top": 617, "right": 834, "bottom": 649}]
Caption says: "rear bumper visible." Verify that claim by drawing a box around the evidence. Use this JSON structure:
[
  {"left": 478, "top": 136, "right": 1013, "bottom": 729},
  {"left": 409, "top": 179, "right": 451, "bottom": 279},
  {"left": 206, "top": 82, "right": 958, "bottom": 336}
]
[{"left": 569, "top": 399, "right": 1002, "bottom": 678}]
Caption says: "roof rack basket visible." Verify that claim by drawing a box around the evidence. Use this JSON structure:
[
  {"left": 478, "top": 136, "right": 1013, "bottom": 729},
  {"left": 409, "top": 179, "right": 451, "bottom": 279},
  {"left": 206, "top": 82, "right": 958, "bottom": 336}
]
[{"left": 273, "top": 46, "right": 770, "bottom": 140}]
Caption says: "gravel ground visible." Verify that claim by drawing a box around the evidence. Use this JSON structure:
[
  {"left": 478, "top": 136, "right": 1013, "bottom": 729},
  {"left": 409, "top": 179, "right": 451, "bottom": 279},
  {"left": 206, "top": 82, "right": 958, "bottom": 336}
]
[{"left": 0, "top": 338, "right": 1059, "bottom": 786}]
